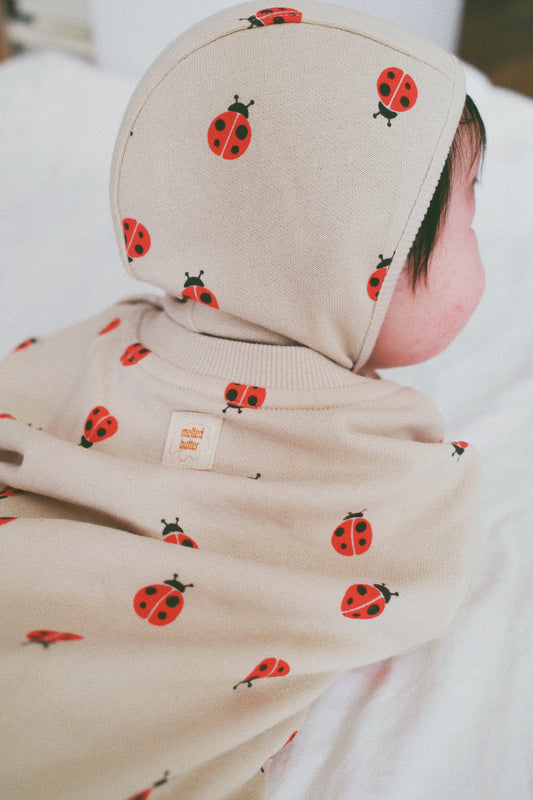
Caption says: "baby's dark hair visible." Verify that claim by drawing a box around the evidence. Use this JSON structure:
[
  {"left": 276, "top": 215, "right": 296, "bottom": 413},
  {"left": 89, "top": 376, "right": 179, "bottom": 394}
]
[{"left": 407, "top": 94, "right": 486, "bottom": 289}]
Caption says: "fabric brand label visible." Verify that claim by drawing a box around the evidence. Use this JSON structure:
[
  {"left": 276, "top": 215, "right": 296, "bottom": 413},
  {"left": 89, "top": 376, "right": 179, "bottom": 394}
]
[{"left": 162, "top": 412, "right": 222, "bottom": 470}]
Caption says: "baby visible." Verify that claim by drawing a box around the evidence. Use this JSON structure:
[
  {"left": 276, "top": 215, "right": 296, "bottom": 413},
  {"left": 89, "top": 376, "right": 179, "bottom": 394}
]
[{"left": 0, "top": 2, "right": 485, "bottom": 799}]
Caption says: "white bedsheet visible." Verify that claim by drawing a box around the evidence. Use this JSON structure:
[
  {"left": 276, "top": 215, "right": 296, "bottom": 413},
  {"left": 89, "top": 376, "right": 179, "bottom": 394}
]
[{"left": 1, "top": 51, "right": 532, "bottom": 799}]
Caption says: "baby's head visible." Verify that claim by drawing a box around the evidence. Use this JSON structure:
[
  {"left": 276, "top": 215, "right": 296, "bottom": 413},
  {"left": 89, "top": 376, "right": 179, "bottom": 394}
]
[
  {"left": 368, "top": 96, "right": 486, "bottom": 368},
  {"left": 110, "top": 1, "right": 486, "bottom": 374}
]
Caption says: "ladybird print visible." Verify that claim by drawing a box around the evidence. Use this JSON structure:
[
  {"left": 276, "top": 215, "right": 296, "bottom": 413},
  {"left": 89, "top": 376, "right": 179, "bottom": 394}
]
[
  {"left": 223, "top": 383, "right": 267, "bottom": 413},
  {"left": 241, "top": 7, "right": 302, "bottom": 27},
  {"left": 120, "top": 342, "right": 151, "bottom": 366},
  {"left": 133, "top": 573, "right": 193, "bottom": 626},
  {"left": 208, "top": 95, "right": 254, "bottom": 160},
  {"left": 373, "top": 68, "right": 418, "bottom": 126},
  {"left": 233, "top": 657, "right": 290, "bottom": 689},
  {"left": 341, "top": 583, "right": 398, "bottom": 619},
  {"left": 331, "top": 511, "right": 372, "bottom": 556},
  {"left": 261, "top": 730, "right": 298, "bottom": 771},
  {"left": 25, "top": 630, "right": 84, "bottom": 648},
  {"left": 122, "top": 218, "right": 152, "bottom": 262},
  {"left": 123, "top": 771, "right": 169, "bottom": 800},
  {"left": 0, "top": 517, "right": 17, "bottom": 525},
  {"left": 12, "top": 337, "right": 37, "bottom": 352},
  {"left": 161, "top": 518, "right": 198, "bottom": 548},
  {"left": 0, "top": 486, "right": 24, "bottom": 500},
  {"left": 80, "top": 406, "right": 119, "bottom": 448},
  {"left": 99, "top": 317, "right": 121, "bottom": 335},
  {"left": 367, "top": 253, "right": 394, "bottom": 300},
  {"left": 181, "top": 270, "right": 219, "bottom": 308},
  {"left": 0, "top": 413, "right": 16, "bottom": 420},
  {"left": 451, "top": 441, "right": 469, "bottom": 459}
]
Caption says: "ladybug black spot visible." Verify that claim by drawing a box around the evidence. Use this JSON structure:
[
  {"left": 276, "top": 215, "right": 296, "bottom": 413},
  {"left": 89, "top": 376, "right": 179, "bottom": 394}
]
[
  {"left": 181, "top": 538, "right": 194, "bottom": 548},
  {"left": 124, "top": 222, "right": 130, "bottom": 231},
  {"left": 166, "top": 595, "right": 180, "bottom": 608},
  {"left": 259, "top": 663, "right": 268, "bottom": 672},
  {"left": 215, "top": 118, "right": 226, "bottom": 131},
  {"left": 359, "top": 539, "right": 367, "bottom": 547},
  {"left": 273, "top": 16, "right": 285, "bottom": 23},
  {"left": 85, "top": 419, "right": 93, "bottom": 432},
  {"left": 367, "top": 604, "right": 381, "bottom": 616},
  {"left": 351, "top": 612, "right": 361, "bottom": 618},
  {"left": 379, "top": 82, "right": 391, "bottom": 97},
  {"left": 231, "top": 145, "right": 240, "bottom": 155},
  {"left": 334, "top": 527, "right": 344, "bottom": 537},
  {"left": 400, "top": 96, "right": 410, "bottom": 108},
  {"left": 200, "top": 292, "right": 212, "bottom": 304},
  {"left": 134, "top": 245, "right": 144, "bottom": 255},
  {"left": 213, "top": 139, "right": 220, "bottom": 148},
  {"left": 355, "top": 521, "right": 367, "bottom": 533},
  {"left": 369, "top": 277, "right": 379, "bottom": 287},
  {"left": 158, "top": 611, "right": 167, "bottom": 620},
  {"left": 341, "top": 543, "right": 347, "bottom": 550},
  {"left": 405, "top": 82, "right": 411, "bottom": 90},
  {"left": 226, "top": 389, "right": 238, "bottom": 402},
  {"left": 248, "top": 395, "right": 258, "bottom": 406},
  {"left": 387, "top": 71, "right": 396, "bottom": 80},
  {"left": 96, "top": 427, "right": 107, "bottom": 438},
  {"left": 346, "top": 596, "right": 354, "bottom": 606},
  {"left": 145, "top": 587, "right": 157, "bottom": 596},
  {"left": 356, "top": 585, "right": 368, "bottom": 596},
  {"left": 235, "top": 124, "right": 249, "bottom": 141},
  {"left": 140, "top": 601, "right": 147, "bottom": 609}
]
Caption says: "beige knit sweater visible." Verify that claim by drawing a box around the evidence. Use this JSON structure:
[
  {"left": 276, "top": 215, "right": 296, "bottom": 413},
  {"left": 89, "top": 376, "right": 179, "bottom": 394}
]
[{"left": 0, "top": 3, "right": 480, "bottom": 799}]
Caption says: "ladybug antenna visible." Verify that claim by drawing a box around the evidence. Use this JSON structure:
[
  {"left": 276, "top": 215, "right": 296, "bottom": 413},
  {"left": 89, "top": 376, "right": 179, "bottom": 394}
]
[
  {"left": 375, "top": 583, "right": 399, "bottom": 603},
  {"left": 154, "top": 770, "right": 170, "bottom": 788},
  {"left": 228, "top": 96, "right": 254, "bottom": 118}
]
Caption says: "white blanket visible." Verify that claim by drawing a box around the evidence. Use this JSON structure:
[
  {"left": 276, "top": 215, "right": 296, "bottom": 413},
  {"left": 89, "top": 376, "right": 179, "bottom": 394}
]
[{"left": 1, "top": 51, "right": 531, "bottom": 799}]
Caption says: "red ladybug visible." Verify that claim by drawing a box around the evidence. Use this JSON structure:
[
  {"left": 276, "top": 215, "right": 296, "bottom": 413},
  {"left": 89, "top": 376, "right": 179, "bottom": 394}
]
[
  {"left": 373, "top": 68, "right": 418, "bottom": 126},
  {"left": 331, "top": 511, "right": 372, "bottom": 556},
  {"left": 241, "top": 7, "right": 302, "bottom": 27},
  {"left": 13, "top": 337, "right": 37, "bottom": 352},
  {"left": 181, "top": 270, "right": 219, "bottom": 308},
  {"left": 99, "top": 317, "right": 121, "bottom": 335},
  {"left": 367, "top": 253, "right": 394, "bottom": 301},
  {"left": 261, "top": 730, "right": 298, "bottom": 771},
  {"left": 0, "top": 486, "right": 24, "bottom": 500},
  {"left": 341, "top": 583, "right": 398, "bottom": 619},
  {"left": 122, "top": 218, "right": 151, "bottom": 262},
  {"left": 208, "top": 95, "right": 254, "bottom": 160},
  {"left": 161, "top": 518, "right": 198, "bottom": 548},
  {"left": 123, "top": 771, "right": 169, "bottom": 800},
  {"left": 120, "top": 342, "right": 151, "bottom": 366},
  {"left": 223, "top": 383, "right": 266, "bottom": 413},
  {"left": 451, "top": 441, "right": 469, "bottom": 459},
  {"left": 233, "top": 657, "right": 290, "bottom": 689},
  {"left": 80, "top": 406, "right": 119, "bottom": 448},
  {"left": 0, "top": 517, "right": 17, "bottom": 525},
  {"left": 133, "top": 573, "right": 193, "bottom": 626},
  {"left": 25, "top": 630, "right": 84, "bottom": 648}
]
